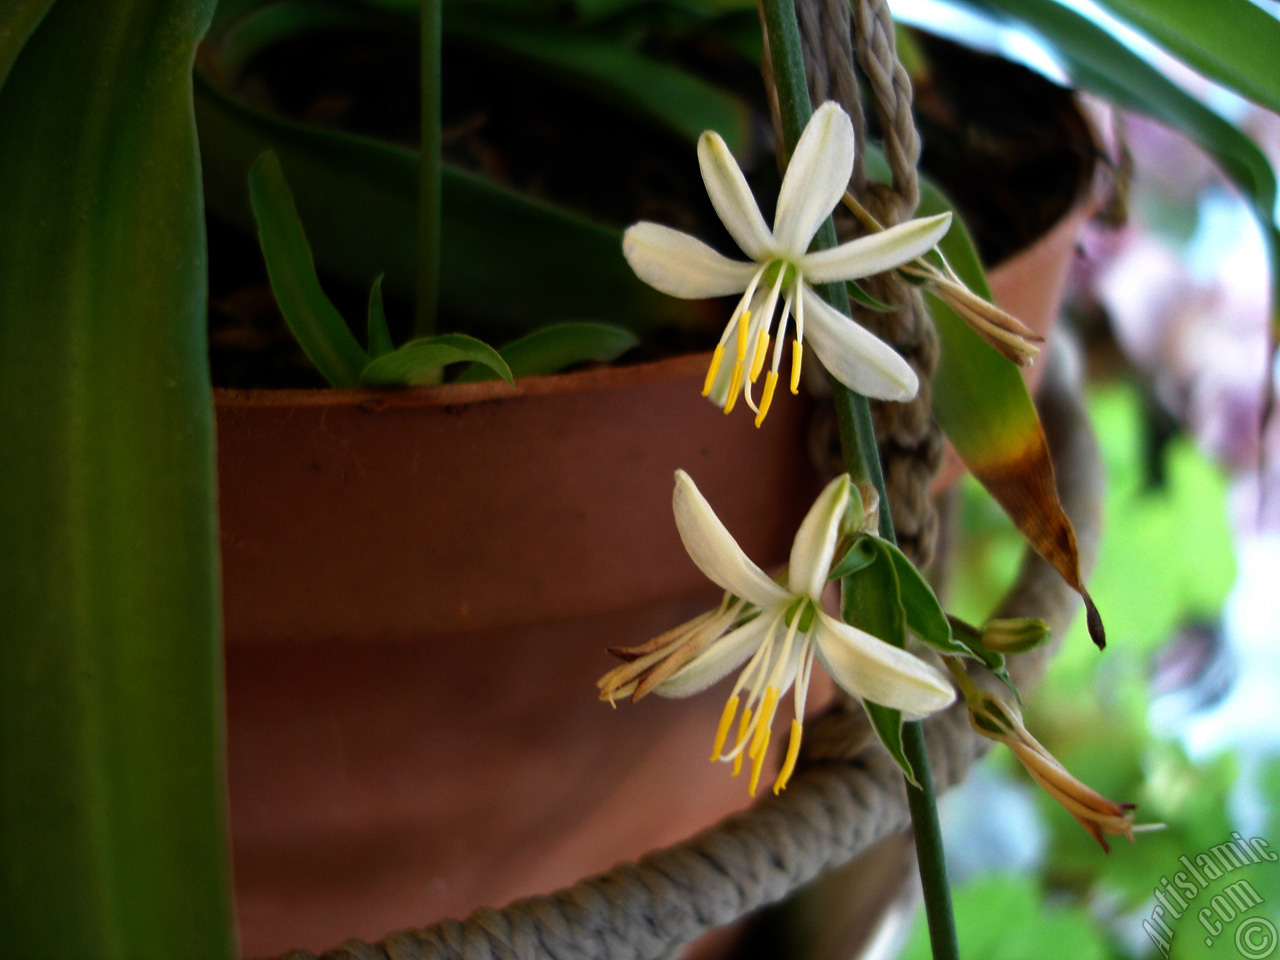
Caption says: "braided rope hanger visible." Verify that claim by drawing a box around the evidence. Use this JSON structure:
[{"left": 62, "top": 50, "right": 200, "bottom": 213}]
[{"left": 260, "top": 0, "right": 1098, "bottom": 956}]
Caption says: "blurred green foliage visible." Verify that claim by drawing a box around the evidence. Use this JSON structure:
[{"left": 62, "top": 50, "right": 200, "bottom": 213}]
[{"left": 912, "top": 382, "right": 1275, "bottom": 959}]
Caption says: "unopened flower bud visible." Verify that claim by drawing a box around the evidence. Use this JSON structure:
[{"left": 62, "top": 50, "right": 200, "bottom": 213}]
[{"left": 981, "top": 617, "right": 1051, "bottom": 654}]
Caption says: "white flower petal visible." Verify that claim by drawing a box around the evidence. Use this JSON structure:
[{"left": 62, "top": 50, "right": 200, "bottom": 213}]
[
  {"left": 698, "top": 131, "right": 775, "bottom": 261},
  {"left": 654, "top": 615, "right": 772, "bottom": 698},
  {"left": 812, "top": 613, "right": 955, "bottom": 715},
  {"left": 673, "top": 470, "right": 791, "bottom": 608},
  {"left": 773, "top": 102, "right": 854, "bottom": 256},
  {"left": 787, "top": 474, "right": 850, "bottom": 599},
  {"left": 800, "top": 286, "right": 918, "bottom": 401},
  {"left": 800, "top": 212, "right": 952, "bottom": 283},
  {"left": 623, "top": 222, "right": 757, "bottom": 299}
]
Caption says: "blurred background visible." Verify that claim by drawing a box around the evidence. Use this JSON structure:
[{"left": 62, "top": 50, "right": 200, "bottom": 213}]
[{"left": 892, "top": 2, "right": 1280, "bottom": 958}]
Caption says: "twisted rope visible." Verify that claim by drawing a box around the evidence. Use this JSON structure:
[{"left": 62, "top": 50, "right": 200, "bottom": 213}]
[{"left": 800, "top": 0, "right": 942, "bottom": 568}]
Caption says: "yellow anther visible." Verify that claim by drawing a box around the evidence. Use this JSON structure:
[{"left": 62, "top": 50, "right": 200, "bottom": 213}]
[
  {"left": 702, "top": 344, "right": 725, "bottom": 397},
  {"left": 749, "top": 686, "right": 779, "bottom": 759},
  {"left": 773, "top": 719, "right": 803, "bottom": 795},
  {"left": 735, "top": 314, "right": 751, "bottom": 362},
  {"left": 754, "top": 371, "right": 779, "bottom": 429},
  {"left": 724, "top": 363, "right": 744, "bottom": 414},
  {"left": 749, "top": 331, "right": 770, "bottom": 382},
  {"left": 748, "top": 731, "right": 771, "bottom": 796},
  {"left": 790, "top": 340, "right": 803, "bottom": 394},
  {"left": 732, "top": 708, "right": 753, "bottom": 776},
  {"left": 711, "top": 696, "right": 739, "bottom": 762}
]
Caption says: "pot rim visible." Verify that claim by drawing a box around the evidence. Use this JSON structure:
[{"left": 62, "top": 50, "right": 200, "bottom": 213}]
[{"left": 214, "top": 350, "right": 714, "bottom": 409}]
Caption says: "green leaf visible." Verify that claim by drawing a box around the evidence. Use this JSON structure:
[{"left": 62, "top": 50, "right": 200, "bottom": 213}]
[
  {"left": 445, "top": 11, "right": 752, "bottom": 151},
  {"left": 360, "top": 332, "right": 514, "bottom": 386},
  {"left": 0, "top": 0, "right": 235, "bottom": 955},
  {"left": 828, "top": 536, "right": 879, "bottom": 581},
  {"left": 879, "top": 539, "right": 971, "bottom": 656},
  {"left": 457, "top": 321, "right": 639, "bottom": 382},
  {"left": 0, "top": 0, "right": 56, "bottom": 90},
  {"left": 195, "top": 70, "right": 702, "bottom": 335},
  {"left": 248, "top": 150, "right": 369, "bottom": 386},
  {"left": 847, "top": 278, "right": 895, "bottom": 312},
  {"left": 864, "top": 701, "right": 916, "bottom": 786},
  {"left": 973, "top": 0, "right": 1280, "bottom": 349},
  {"left": 366, "top": 273, "right": 394, "bottom": 359},
  {"left": 861, "top": 141, "right": 1104, "bottom": 648},
  {"left": 1089, "top": 0, "right": 1280, "bottom": 118},
  {"left": 212, "top": 0, "right": 396, "bottom": 79},
  {"left": 839, "top": 537, "right": 917, "bottom": 785}
]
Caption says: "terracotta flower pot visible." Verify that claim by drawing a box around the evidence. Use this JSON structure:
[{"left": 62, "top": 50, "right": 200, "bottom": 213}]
[
  {"left": 219, "top": 194, "right": 1098, "bottom": 960},
  {"left": 219, "top": 354, "right": 824, "bottom": 956}
]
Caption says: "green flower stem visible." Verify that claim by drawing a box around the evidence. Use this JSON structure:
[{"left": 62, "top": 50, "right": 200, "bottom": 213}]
[
  {"left": 416, "top": 0, "right": 442, "bottom": 337},
  {"left": 759, "top": 2, "right": 960, "bottom": 959}
]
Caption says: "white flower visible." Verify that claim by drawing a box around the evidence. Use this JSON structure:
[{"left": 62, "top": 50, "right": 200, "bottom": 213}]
[
  {"left": 599, "top": 470, "right": 955, "bottom": 796},
  {"left": 622, "top": 102, "right": 952, "bottom": 425}
]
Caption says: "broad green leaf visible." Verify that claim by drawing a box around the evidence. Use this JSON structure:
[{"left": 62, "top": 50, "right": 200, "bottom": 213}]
[
  {"left": 446, "top": 11, "right": 752, "bottom": 151},
  {"left": 248, "top": 150, "right": 369, "bottom": 386},
  {"left": 0, "top": 0, "right": 234, "bottom": 955},
  {"left": 862, "top": 143, "right": 1103, "bottom": 648},
  {"left": 212, "top": 0, "right": 395, "bottom": 79},
  {"left": 457, "top": 321, "right": 639, "bottom": 382},
  {"left": 367, "top": 273, "right": 394, "bottom": 359},
  {"left": 1089, "top": 0, "right": 1280, "bottom": 118},
  {"left": 0, "top": 0, "right": 56, "bottom": 89},
  {"left": 195, "top": 70, "right": 702, "bottom": 334},
  {"left": 360, "top": 332, "right": 514, "bottom": 386},
  {"left": 840, "top": 538, "right": 917, "bottom": 785},
  {"left": 879, "top": 539, "right": 971, "bottom": 656},
  {"left": 972, "top": 0, "right": 1280, "bottom": 346},
  {"left": 921, "top": 190, "right": 1103, "bottom": 648}
]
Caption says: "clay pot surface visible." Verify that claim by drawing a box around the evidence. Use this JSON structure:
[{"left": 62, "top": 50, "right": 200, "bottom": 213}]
[
  {"left": 220, "top": 191, "right": 1097, "bottom": 959},
  {"left": 219, "top": 354, "right": 823, "bottom": 955}
]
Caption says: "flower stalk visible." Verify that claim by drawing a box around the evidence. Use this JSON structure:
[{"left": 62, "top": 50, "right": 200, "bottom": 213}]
[{"left": 758, "top": 0, "right": 961, "bottom": 957}]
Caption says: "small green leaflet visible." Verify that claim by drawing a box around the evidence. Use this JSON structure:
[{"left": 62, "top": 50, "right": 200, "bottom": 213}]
[
  {"left": 248, "top": 150, "right": 367, "bottom": 387},
  {"left": 455, "top": 322, "right": 639, "bottom": 383},
  {"left": 366, "top": 274, "right": 394, "bottom": 360},
  {"left": 360, "top": 334, "right": 514, "bottom": 387}
]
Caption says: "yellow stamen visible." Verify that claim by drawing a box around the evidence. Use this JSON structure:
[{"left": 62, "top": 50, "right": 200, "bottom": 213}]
[
  {"left": 749, "top": 686, "right": 779, "bottom": 759},
  {"left": 724, "top": 363, "right": 744, "bottom": 414},
  {"left": 735, "top": 313, "right": 751, "bottom": 362},
  {"left": 790, "top": 340, "right": 803, "bottom": 394},
  {"left": 773, "top": 719, "right": 803, "bottom": 794},
  {"left": 748, "top": 730, "right": 771, "bottom": 796},
  {"left": 711, "top": 696, "right": 739, "bottom": 761},
  {"left": 749, "top": 331, "right": 770, "bottom": 382},
  {"left": 732, "top": 708, "right": 753, "bottom": 776},
  {"left": 702, "top": 344, "right": 725, "bottom": 397},
  {"left": 754, "top": 371, "right": 779, "bottom": 429}
]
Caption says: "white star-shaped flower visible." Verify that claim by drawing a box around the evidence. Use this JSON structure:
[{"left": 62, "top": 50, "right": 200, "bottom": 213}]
[
  {"left": 623, "top": 102, "right": 952, "bottom": 425},
  {"left": 599, "top": 470, "right": 955, "bottom": 796}
]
